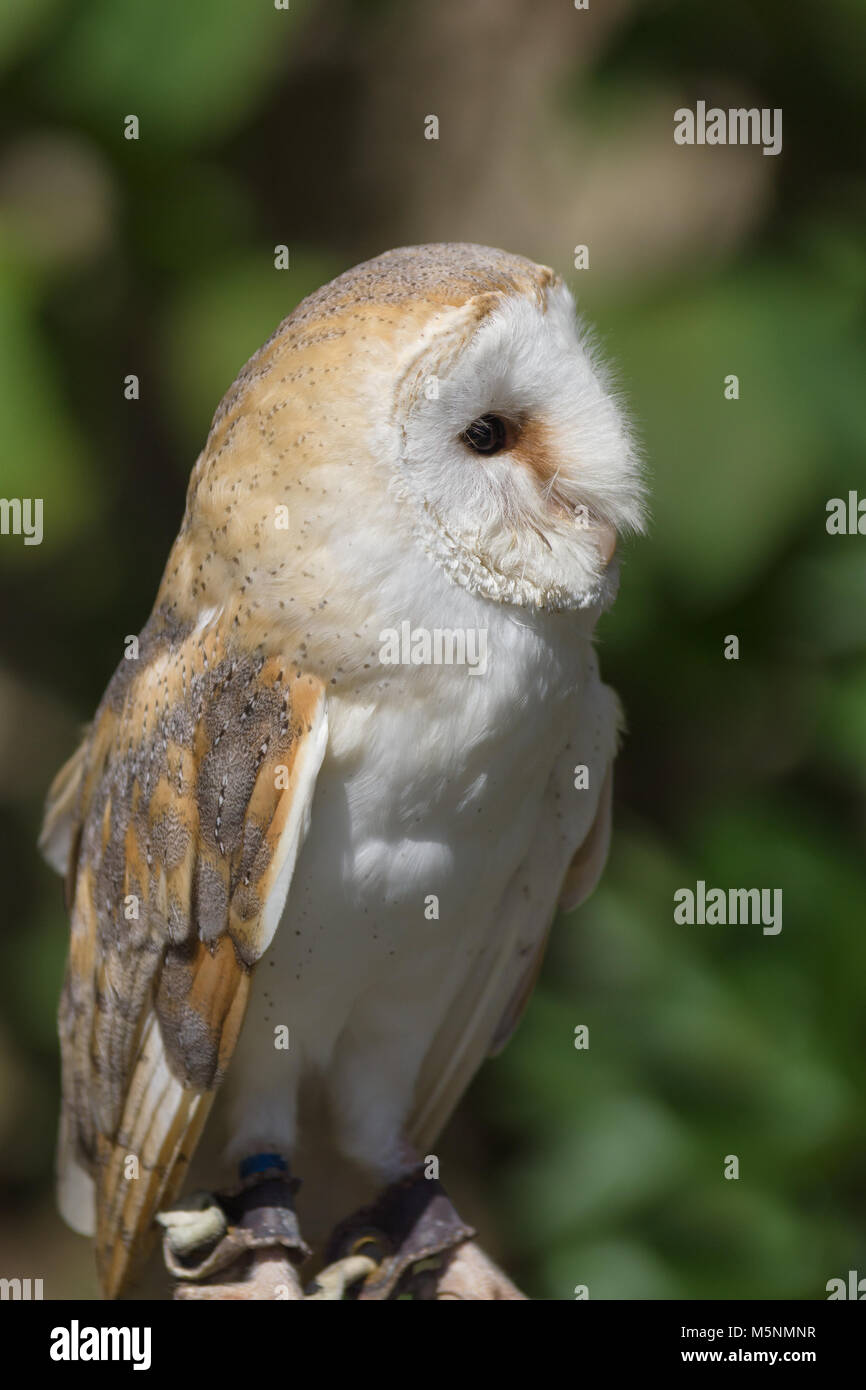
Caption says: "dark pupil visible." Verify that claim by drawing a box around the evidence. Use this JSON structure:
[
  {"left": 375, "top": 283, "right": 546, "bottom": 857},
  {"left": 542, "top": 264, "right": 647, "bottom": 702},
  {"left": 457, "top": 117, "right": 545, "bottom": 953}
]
[{"left": 462, "top": 414, "right": 507, "bottom": 455}]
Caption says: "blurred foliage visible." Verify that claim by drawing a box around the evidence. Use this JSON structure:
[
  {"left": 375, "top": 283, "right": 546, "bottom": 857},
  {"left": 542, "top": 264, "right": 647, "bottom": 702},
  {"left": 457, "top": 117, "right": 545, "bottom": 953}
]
[{"left": 0, "top": 0, "right": 864, "bottom": 1300}]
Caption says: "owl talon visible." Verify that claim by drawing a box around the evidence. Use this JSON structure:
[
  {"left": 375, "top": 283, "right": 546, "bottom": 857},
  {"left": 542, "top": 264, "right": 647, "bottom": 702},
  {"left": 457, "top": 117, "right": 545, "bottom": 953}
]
[
  {"left": 322, "top": 1166, "right": 477, "bottom": 1300},
  {"left": 160, "top": 1168, "right": 310, "bottom": 1292},
  {"left": 156, "top": 1191, "right": 228, "bottom": 1261},
  {"left": 303, "top": 1254, "right": 378, "bottom": 1300}
]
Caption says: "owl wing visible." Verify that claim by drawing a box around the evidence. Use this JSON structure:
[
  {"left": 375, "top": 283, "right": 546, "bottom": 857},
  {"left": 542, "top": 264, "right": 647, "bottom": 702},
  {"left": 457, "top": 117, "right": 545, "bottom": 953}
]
[
  {"left": 41, "top": 616, "right": 328, "bottom": 1298},
  {"left": 407, "top": 716, "right": 615, "bottom": 1157}
]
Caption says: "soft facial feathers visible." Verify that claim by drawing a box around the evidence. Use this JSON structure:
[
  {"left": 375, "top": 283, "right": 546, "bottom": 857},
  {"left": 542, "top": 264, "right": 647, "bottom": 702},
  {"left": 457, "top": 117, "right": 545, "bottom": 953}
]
[{"left": 391, "top": 273, "right": 645, "bottom": 609}]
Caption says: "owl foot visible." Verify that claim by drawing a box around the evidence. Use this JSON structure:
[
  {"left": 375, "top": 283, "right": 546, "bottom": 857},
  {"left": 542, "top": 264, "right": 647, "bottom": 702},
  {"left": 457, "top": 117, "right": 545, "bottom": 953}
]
[
  {"left": 156, "top": 1190, "right": 228, "bottom": 1260},
  {"left": 303, "top": 1253, "right": 378, "bottom": 1300},
  {"left": 160, "top": 1157, "right": 310, "bottom": 1300},
  {"left": 317, "top": 1165, "right": 525, "bottom": 1299}
]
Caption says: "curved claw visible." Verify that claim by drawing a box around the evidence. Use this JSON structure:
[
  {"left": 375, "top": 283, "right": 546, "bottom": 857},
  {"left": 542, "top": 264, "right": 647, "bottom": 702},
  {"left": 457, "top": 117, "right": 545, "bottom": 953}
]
[
  {"left": 304, "top": 1254, "right": 378, "bottom": 1300},
  {"left": 156, "top": 1192, "right": 228, "bottom": 1260}
]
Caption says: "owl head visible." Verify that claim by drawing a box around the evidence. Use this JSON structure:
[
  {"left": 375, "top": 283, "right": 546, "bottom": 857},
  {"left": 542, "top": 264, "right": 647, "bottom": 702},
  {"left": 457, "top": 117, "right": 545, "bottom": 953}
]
[
  {"left": 377, "top": 244, "right": 646, "bottom": 612},
  {"left": 181, "top": 243, "right": 645, "bottom": 625}
]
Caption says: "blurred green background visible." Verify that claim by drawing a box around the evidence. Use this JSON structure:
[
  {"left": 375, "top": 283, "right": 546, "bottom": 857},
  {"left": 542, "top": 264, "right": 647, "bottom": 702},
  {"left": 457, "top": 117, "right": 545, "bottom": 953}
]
[{"left": 1, "top": 0, "right": 864, "bottom": 1301}]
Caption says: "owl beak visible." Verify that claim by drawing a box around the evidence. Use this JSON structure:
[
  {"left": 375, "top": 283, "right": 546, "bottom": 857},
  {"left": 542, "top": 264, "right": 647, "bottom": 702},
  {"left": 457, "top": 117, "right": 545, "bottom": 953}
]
[{"left": 596, "top": 521, "right": 617, "bottom": 567}]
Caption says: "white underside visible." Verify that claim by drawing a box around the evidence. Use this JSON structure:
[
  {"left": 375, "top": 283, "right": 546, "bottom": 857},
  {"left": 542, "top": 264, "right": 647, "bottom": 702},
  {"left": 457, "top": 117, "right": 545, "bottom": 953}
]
[{"left": 192, "top": 547, "right": 618, "bottom": 1235}]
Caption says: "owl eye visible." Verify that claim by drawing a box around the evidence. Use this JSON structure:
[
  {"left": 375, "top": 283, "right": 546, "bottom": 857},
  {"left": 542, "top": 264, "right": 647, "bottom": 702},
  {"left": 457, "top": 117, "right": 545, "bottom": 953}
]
[{"left": 460, "top": 414, "right": 509, "bottom": 455}]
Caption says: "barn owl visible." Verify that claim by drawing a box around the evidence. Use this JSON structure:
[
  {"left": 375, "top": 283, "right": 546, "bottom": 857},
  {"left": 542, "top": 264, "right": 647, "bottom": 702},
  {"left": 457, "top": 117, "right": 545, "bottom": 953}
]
[{"left": 40, "top": 243, "right": 645, "bottom": 1300}]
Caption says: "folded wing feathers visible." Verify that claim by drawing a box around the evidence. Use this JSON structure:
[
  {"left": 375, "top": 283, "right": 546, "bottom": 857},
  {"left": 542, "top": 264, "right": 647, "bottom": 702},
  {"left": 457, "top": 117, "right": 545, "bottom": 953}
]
[{"left": 44, "top": 622, "right": 326, "bottom": 1297}]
